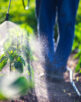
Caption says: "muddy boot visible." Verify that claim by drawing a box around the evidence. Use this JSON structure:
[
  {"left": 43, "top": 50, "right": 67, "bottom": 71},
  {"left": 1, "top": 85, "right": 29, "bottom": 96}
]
[
  {"left": 45, "top": 69, "right": 70, "bottom": 83},
  {"left": 43, "top": 60, "right": 63, "bottom": 82},
  {"left": 44, "top": 58, "right": 70, "bottom": 82}
]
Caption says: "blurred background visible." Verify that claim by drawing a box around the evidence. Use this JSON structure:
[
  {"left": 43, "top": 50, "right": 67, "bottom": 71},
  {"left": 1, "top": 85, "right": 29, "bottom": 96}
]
[{"left": 0, "top": 0, "right": 81, "bottom": 72}]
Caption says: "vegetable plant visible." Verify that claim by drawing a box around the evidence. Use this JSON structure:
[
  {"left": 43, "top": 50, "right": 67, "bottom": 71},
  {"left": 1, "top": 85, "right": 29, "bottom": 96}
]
[{"left": 0, "top": 28, "right": 35, "bottom": 100}]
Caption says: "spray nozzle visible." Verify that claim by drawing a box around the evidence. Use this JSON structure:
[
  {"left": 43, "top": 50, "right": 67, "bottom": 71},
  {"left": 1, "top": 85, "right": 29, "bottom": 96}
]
[{"left": 22, "top": 0, "right": 30, "bottom": 10}]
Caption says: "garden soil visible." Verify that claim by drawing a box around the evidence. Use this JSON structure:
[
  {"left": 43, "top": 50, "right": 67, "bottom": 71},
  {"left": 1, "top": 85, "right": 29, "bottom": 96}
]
[{"left": 1, "top": 53, "right": 80, "bottom": 102}]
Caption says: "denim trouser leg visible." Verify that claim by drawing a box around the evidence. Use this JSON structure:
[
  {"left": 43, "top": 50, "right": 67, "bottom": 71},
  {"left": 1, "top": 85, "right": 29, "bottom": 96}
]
[
  {"left": 36, "top": 0, "right": 79, "bottom": 73},
  {"left": 38, "top": 0, "right": 57, "bottom": 64},
  {"left": 52, "top": 0, "right": 79, "bottom": 73}
]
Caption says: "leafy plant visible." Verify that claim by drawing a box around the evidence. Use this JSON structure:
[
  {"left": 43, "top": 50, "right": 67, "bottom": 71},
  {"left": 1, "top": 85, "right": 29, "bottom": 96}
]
[
  {"left": 0, "top": 73, "right": 34, "bottom": 100},
  {"left": 72, "top": 23, "right": 81, "bottom": 73},
  {"left": 72, "top": 1, "right": 81, "bottom": 73},
  {"left": 74, "top": 52, "right": 81, "bottom": 73},
  {"left": 0, "top": 54, "right": 8, "bottom": 71},
  {"left": 0, "top": 49, "right": 25, "bottom": 73},
  {"left": 0, "top": 28, "right": 35, "bottom": 100}
]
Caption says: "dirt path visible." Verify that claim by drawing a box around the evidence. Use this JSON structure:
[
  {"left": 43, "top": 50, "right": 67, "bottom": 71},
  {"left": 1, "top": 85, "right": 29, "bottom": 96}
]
[
  {"left": 31, "top": 53, "right": 81, "bottom": 102},
  {"left": 16, "top": 53, "right": 80, "bottom": 102}
]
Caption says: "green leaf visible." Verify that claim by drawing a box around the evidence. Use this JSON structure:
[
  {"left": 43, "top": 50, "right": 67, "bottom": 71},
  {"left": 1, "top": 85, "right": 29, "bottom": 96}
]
[
  {"left": 17, "top": 56, "right": 25, "bottom": 65},
  {"left": 0, "top": 54, "right": 8, "bottom": 71},
  {"left": 0, "top": 74, "right": 34, "bottom": 99},
  {"left": 75, "top": 64, "right": 80, "bottom": 73},
  {"left": 75, "top": 57, "right": 81, "bottom": 73},
  {"left": 10, "top": 76, "right": 32, "bottom": 95},
  {"left": 74, "top": 53, "right": 79, "bottom": 59},
  {"left": 14, "top": 61, "right": 23, "bottom": 73},
  {"left": 8, "top": 50, "right": 15, "bottom": 62},
  {"left": 0, "top": 93, "right": 7, "bottom": 100}
]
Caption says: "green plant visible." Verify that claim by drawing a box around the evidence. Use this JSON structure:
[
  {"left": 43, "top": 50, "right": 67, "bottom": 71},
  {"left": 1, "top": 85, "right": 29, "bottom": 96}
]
[
  {"left": 72, "top": 1, "right": 81, "bottom": 73},
  {"left": 0, "top": 28, "right": 35, "bottom": 100},
  {"left": 0, "top": 38, "right": 26, "bottom": 73},
  {"left": 0, "top": 54, "right": 8, "bottom": 71},
  {"left": 72, "top": 23, "right": 81, "bottom": 73},
  {"left": 0, "top": 74, "right": 34, "bottom": 100}
]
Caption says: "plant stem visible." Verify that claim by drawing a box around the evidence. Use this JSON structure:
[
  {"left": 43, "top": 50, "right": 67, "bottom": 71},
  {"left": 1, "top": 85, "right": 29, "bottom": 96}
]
[{"left": 10, "top": 62, "right": 11, "bottom": 71}]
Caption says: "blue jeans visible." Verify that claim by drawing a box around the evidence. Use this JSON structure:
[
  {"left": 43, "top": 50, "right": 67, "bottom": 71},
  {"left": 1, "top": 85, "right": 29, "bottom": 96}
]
[{"left": 36, "top": 0, "right": 79, "bottom": 73}]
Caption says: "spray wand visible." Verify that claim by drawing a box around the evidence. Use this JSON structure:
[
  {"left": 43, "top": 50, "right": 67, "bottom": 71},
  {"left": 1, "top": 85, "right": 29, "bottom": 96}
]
[
  {"left": 5, "top": 0, "right": 11, "bottom": 21},
  {"left": 5, "top": 0, "right": 30, "bottom": 21},
  {"left": 22, "top": 0, "right": 30, "bottom": 10}
]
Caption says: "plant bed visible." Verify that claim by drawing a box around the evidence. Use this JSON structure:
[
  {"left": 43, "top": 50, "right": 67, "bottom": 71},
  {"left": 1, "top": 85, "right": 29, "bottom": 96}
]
[{"left": 8, "top": 53, "right": 81, "bottom": 102}]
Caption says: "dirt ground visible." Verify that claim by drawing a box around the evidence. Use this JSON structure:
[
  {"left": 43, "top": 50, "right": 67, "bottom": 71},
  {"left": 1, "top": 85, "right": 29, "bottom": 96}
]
[
  {"left": 0, "top": 53, "right": 81, "bottom": 102},
  {"left": 5, "top": 53, "right": 81, "bottom": 102},
  {"left": 31, "top": 53, "right": 81, "bottom": 102}
]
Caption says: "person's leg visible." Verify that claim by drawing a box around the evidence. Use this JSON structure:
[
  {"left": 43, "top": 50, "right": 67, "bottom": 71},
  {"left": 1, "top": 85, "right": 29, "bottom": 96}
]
[
  {"left": 35, "top": 0, "right": 41, "bottom": 18},
  {"left": 38, "top": 0, "right": 57, "bottom": 69},
  {"left": 52, "top": 0, "right": 79, "bottom": 73}
]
